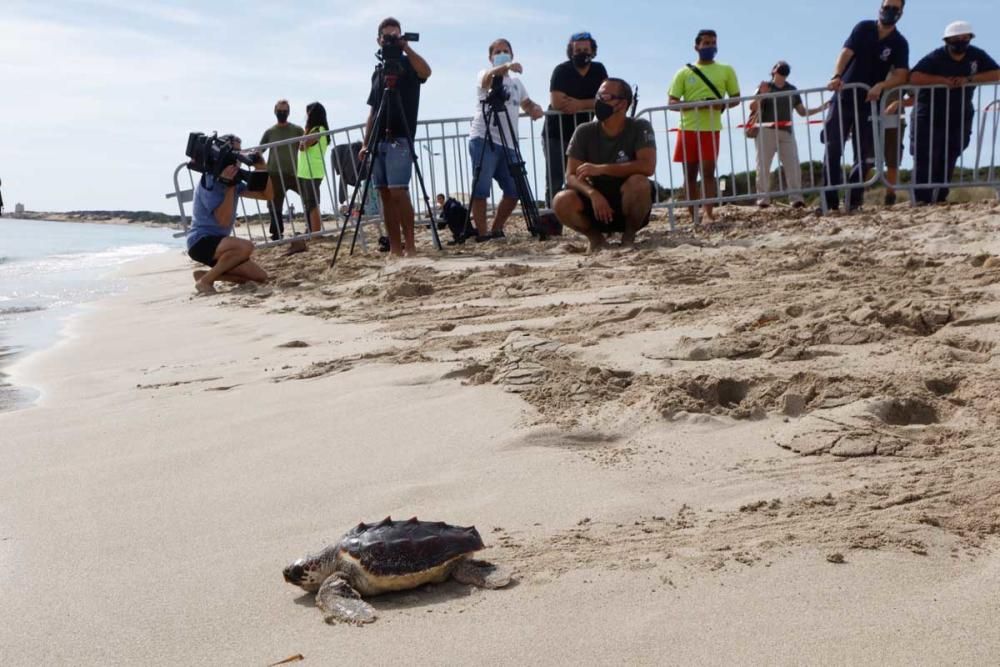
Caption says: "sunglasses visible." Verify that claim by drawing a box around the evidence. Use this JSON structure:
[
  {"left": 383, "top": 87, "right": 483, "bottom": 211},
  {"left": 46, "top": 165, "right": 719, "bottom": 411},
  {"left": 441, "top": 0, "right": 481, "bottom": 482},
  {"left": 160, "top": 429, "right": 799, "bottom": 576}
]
[
  {"left": 596, "top": 93, "right": 627, "bottom": 102},
  {"left": 570, "top": 32, "right": 592, "bottom": 41}
]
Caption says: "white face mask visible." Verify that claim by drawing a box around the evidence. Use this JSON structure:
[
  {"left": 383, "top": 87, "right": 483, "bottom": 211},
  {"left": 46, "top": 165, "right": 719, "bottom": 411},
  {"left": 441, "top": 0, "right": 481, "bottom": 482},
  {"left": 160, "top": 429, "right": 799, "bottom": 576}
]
[{"left": 492, "top": 52, "right": 512, "bottom": 67}]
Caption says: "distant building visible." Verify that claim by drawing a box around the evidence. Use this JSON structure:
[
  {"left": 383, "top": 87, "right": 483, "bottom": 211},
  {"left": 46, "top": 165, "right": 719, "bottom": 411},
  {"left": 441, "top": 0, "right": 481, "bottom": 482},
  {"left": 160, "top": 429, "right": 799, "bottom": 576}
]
[{"left": 15, "top": 203, "right": 25, "bottom": 216}]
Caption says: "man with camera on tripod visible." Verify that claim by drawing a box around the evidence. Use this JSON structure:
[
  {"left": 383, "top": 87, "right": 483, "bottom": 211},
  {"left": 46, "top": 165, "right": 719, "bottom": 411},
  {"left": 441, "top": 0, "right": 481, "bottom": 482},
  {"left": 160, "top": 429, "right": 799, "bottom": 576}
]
[
  {"left": 359, "top": 17, "right": 431, "bottom": 257},
  {"left": 467, "top": 38, "right": 545, "bottom": 242},
  {"left": 554, "top": 78, "right": 656, "bottom": 252}
]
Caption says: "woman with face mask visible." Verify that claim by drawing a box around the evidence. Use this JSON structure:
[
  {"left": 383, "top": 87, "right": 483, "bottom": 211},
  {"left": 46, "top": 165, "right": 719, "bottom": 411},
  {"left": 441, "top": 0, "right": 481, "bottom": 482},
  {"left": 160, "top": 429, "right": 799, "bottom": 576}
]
[
  {"left": 466, "top": 39, "right": 544, "bottom": 242},
  {"left": 749, "top": 62, "right": 828, "bottom": 208},
  {"left": 286, "top": 102, "right": 330, "bottom": 254},
  {"left": 541, "top": 32, "right": 608, "bottom": 207}
]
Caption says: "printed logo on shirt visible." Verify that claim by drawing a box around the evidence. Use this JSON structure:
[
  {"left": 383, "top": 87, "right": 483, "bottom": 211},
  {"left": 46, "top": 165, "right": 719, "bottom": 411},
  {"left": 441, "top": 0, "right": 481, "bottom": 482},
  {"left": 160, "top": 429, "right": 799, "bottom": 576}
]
[
  {"left": 971, "top": 61, "right": 980, "bottom": 76},
  {"left": 615, "top": 150, "right": 629, "bottom": 164},
  {"left": 880, "top": 47, "right": 892, "bottom": 62}
]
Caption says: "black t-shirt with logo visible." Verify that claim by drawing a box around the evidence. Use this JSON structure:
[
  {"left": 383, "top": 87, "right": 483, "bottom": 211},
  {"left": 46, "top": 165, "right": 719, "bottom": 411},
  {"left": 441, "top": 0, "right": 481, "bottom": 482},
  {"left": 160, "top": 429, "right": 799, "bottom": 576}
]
[
  {"left": 759, "top": 82, "right": 803, "bottom": 132},
  {"left": 543, "top": 60, "right": 609, "bottom": 142},
  {"left": 912, "top": 45, "right": 1000, "bottom": 127},
  {"left": 843, "top": 20, "right": 909, "bottom": 87},
  {"left": 367, "top": 55, "right": 426, "bottom": 141}
]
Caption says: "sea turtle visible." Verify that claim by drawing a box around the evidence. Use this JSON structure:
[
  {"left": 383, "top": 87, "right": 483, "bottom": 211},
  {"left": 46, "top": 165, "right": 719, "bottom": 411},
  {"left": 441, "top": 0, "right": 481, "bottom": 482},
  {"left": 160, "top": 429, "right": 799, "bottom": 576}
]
[{"left": 283, "top": 517, "right": 512, "bottom": 624}]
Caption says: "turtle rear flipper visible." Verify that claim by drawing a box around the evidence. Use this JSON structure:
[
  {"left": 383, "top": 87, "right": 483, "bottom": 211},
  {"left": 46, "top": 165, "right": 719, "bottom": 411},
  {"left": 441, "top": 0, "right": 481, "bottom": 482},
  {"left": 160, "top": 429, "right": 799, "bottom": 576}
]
[
  {"left": 316, "top": 574, "right": 377, "bottom": 625},
  {"left": 452, "top": 558, "right": 512, "bottom": 589}
]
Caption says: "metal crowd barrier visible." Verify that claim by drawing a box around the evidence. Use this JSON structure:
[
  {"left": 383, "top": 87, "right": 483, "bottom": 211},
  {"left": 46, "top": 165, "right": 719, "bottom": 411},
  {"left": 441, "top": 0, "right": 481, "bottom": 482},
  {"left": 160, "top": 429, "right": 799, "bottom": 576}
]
[
  {"left": 167, "top": 81, "right": 1000, "bottom": 248},
  {"left": 880, "top": 81, "right": 1000, "bottom": 202},
  {"left": 635, "top": 83, "right": 881, "bottom": 226}
]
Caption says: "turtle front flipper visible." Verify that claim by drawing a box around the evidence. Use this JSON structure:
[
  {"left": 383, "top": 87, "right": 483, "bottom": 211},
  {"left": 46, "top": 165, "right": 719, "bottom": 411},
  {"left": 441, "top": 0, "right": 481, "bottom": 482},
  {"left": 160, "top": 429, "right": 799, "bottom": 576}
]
[
  {"left": 316, "top": 574, "right": 377, "bottom": 625},
  {"left": 452, "top": 558, "right": 513, "bottom": 589}
]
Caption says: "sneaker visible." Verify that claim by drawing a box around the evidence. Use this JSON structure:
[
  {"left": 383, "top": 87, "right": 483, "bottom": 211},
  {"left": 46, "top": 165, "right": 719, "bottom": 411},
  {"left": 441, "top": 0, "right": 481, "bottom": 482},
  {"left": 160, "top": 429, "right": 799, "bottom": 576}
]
[
  {"left": 756, "top": 200, "right": 770, "bottom": 209},
  {"left": 474, "top": 234, "right": 492, "bottom": 243},
  {"left": 490, "top": 229, "right": 506, "bottom": 239},
  {"left": 792, "top": 201, "right": 806, "bottom": 209},
  {"left": 884, "top": 192, "right": 897, "bottom": 206}
]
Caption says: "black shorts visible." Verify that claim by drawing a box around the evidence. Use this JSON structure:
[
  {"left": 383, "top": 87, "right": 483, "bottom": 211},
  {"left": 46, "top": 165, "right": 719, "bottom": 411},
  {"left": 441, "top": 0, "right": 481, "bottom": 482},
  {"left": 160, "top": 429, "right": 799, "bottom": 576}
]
[
  {"left": 188, "top": 235, "right": 224, "bottom": 267},
  {"left": 580, "top": 177, "right": 653, "bottom": 234}
]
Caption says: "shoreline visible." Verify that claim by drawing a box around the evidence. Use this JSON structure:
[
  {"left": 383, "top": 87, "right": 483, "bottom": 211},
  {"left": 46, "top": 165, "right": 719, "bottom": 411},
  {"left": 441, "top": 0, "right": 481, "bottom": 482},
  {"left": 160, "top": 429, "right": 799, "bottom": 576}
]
[
  {"left": 2, "top": 206, "right": 1000, "bottom": 664},
  {"left": 4, "top": 211, "right": 183, "bottom": 230}
]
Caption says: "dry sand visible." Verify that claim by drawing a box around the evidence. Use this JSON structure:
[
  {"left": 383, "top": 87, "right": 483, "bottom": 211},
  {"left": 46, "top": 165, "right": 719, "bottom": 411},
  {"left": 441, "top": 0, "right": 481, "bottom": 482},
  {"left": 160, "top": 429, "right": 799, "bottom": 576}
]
[{"left": 2, "top": 202, "right": 1000, "bottom": 665}]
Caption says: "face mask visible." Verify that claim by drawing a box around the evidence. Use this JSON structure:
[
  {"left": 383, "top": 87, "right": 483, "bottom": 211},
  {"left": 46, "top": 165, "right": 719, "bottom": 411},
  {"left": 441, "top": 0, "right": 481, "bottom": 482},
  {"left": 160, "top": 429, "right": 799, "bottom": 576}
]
[
  {"left": 698, "top": 47, "right": 717, "bottom": 61},
  {"left": 947, "top": 40, "right": 971, "bottom": 55},
  {"left": 879, "top": 6, "right": 900, "bottom": 26},
  {"left": 594, "top": 99, "right": 616, "bottom": 122},
  {"left": 492, "top": 52, "right": 512, "bottom": 67},
  {"left": 775, "top": 65, "right": 791, "bottom": 77},
  {"left": 275, "top": 111, "right": 289, "bottom": 123},
  {"left": 572, "top": 53, "right": 592, "bottom": 68}
]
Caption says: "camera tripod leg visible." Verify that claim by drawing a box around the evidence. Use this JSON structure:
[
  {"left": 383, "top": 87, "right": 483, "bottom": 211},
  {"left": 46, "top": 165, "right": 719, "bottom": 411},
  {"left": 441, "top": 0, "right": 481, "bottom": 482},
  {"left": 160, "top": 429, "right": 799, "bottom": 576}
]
[
  {"left": 330, "top": 90, "right": 390, "bottom": 269},
  {"left": 492, "top": 104, "right": 542, "bottom": 235},
  {"left": 389, "top": 90, "right": 442, "bottom": 252}
]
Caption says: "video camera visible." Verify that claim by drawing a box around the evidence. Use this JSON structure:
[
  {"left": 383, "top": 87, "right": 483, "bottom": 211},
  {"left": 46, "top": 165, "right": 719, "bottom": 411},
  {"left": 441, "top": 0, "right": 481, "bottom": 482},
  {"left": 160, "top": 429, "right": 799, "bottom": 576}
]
[
  {"left": 378, "top": 32, "right": 419, "bottom": 66},
  {"left": 185, "top": 132, "right": 262, "bottom": 186},
  {"left": 485, "top": 74, "right": 510, "bottom": 109}
]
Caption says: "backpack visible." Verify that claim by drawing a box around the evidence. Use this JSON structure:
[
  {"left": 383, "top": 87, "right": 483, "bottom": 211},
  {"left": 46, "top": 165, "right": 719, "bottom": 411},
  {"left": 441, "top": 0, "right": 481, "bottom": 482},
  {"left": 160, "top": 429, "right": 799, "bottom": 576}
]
[
  {"left": 441, "top": 198, "right": 471, "bottom": 243},
  {"left": 532, "top": 211, "right": 563, "bottom": 240}
]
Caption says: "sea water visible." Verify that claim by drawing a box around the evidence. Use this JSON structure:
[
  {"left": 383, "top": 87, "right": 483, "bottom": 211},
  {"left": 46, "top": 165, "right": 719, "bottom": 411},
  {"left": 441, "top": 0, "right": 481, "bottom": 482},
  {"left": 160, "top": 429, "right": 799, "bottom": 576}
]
[{"left": 0, "top": 218, "right": 183, "bottom": 411}]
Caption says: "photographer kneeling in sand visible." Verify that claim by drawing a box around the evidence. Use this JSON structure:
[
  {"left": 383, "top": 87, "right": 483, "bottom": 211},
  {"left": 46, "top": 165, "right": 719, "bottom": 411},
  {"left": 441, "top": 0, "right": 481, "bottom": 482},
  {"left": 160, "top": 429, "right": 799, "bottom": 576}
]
[
  {"left": 553, "top": 78, "right": 656, "bottom": 252},
  {"left": 187, "top": 135, "right": 271, "bottom": 294}
]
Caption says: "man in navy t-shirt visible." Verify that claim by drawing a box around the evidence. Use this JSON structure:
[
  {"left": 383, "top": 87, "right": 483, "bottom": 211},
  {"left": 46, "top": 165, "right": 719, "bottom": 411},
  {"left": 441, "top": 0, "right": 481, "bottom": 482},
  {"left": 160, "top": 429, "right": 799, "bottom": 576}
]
[
  {"left": 821, "top": 0, "right": 908, "bottom": 213},
  {"left": 909, "top": 21, "right": 1000, "bottom": 204}
]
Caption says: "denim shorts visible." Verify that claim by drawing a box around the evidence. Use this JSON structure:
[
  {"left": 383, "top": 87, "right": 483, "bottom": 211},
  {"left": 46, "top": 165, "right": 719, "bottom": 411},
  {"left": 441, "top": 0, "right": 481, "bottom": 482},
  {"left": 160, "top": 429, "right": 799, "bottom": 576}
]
[
  {"left": 372, "top": 139, "right": 413, "bottom": 189},
  {"left": 469, "top": 137, "right": 518, "bottom": 200}
]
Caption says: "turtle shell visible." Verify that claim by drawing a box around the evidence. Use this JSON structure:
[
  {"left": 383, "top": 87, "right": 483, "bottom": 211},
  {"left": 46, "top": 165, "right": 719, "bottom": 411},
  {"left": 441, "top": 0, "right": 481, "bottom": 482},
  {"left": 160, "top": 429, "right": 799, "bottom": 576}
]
[{"left": 338, "top": 517, "right": 484, "bottom": 577}]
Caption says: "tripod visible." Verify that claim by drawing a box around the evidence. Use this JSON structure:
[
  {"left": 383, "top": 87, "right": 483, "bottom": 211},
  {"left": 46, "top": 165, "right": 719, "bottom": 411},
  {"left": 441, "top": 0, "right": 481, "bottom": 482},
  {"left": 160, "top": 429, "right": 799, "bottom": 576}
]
[
  {"left": 461, "top": 80, "right": 543, "bottom": 241},
  {"left": 330, "top": 63, "right": 441, "bottom": 269}
]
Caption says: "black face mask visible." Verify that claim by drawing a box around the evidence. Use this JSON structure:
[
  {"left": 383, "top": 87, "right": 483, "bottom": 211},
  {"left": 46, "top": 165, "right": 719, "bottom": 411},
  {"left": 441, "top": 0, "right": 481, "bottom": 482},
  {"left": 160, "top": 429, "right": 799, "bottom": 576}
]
[
  {"left": 275, "top": 111, "right": 290, "bottom": 123},
  {"left": 594, "top": 99, "right": 616, "bottom": 122},
  {"left": 572, "top": 53, "right": 592, "bottom": 68},
  {"left": 775, "top": 65, "right": 791, "bottom": 78},
  {"left": 879, "top": 6, "right": 901, "bottom": 26},
  {"left": 948, "top": 40, "right": 971, "bottom": 55}
]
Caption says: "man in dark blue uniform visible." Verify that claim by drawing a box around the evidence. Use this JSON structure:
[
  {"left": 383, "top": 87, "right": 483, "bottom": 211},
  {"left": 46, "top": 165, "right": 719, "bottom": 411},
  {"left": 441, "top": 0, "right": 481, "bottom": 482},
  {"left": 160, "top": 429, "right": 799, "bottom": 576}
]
[
  {"left": 909, "top": 21, "right": 1000, "bottom": 204},
  {"left": 821, "top": 0, "right": 908, "bottom": 214}
]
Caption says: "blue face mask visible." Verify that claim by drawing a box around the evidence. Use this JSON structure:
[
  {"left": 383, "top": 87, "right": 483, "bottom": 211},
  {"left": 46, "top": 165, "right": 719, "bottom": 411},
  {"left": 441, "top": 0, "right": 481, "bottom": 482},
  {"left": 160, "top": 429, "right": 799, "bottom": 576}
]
[
  {"left": 492, "top": 52, "right": 512, "bottom": 67},
  {"left": 698, "top": 46, "right": 717, "bottom": 61}
]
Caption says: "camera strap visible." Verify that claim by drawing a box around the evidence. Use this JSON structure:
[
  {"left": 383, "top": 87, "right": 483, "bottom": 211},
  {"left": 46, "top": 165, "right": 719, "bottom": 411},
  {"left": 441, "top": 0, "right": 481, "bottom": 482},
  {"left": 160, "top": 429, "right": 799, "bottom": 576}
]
[{"left": 686, "top": 64, "right": 724, "bottom": 100}]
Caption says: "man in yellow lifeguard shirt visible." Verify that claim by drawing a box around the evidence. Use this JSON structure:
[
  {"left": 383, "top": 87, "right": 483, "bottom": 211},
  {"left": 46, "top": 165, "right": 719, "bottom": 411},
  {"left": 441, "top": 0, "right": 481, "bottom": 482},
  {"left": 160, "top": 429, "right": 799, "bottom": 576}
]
[{"left": 669, "top": 29, "right": 740, "bottom": 224}]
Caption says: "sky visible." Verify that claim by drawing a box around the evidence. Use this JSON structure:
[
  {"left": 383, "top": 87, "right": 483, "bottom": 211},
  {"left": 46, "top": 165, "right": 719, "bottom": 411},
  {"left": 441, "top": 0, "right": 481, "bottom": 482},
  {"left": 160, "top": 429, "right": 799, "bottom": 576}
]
[{"left": 1, "top": 0, "right": 998, "bottom": 213}]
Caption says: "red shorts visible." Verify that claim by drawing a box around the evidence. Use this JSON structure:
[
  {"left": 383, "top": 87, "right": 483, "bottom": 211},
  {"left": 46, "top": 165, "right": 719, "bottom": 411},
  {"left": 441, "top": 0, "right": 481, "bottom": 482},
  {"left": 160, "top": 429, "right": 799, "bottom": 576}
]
[{"left": 673, "top": 130, "right": 722, "bottom": 163}]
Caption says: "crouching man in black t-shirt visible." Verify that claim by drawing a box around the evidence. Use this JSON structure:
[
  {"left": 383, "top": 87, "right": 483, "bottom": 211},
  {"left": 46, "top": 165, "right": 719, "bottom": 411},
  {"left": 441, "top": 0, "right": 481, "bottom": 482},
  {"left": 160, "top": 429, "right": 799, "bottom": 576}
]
[{"left": 554, "top": 79, "right": 656, "bottom": 252}]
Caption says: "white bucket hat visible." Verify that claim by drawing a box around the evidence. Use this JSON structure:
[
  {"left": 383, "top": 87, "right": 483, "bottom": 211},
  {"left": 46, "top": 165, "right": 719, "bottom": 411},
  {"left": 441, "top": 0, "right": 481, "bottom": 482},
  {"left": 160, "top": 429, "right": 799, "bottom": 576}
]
[{"left": 943, "top": 21, "right": 975, "bottom": 40}]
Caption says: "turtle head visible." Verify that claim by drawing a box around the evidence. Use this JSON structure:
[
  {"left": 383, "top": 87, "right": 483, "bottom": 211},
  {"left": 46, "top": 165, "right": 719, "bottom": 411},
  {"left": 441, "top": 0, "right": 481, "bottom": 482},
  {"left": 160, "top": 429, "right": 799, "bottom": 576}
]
[{"left": 283, "top": 546, "right": 340, "bottom": 593}]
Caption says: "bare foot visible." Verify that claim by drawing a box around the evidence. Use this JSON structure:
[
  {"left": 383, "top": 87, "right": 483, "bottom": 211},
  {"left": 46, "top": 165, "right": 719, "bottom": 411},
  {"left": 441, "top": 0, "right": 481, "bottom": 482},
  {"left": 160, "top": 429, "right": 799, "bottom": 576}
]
[
  {"left": 195, "top": 280, "right": 217, "bottom": 295},
  {"left": 587, "top": 236, "right": 609, "bottom": 254},
  {"left": 192, "top": 270, "right": 208, "bottom": 282}
]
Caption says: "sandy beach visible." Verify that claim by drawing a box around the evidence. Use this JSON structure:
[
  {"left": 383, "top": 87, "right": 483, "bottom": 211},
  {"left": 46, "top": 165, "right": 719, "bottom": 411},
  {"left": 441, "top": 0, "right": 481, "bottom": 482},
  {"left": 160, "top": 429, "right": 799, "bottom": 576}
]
[{"left": 3, "top": 203, "right": 1000, "bottom": 665}]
